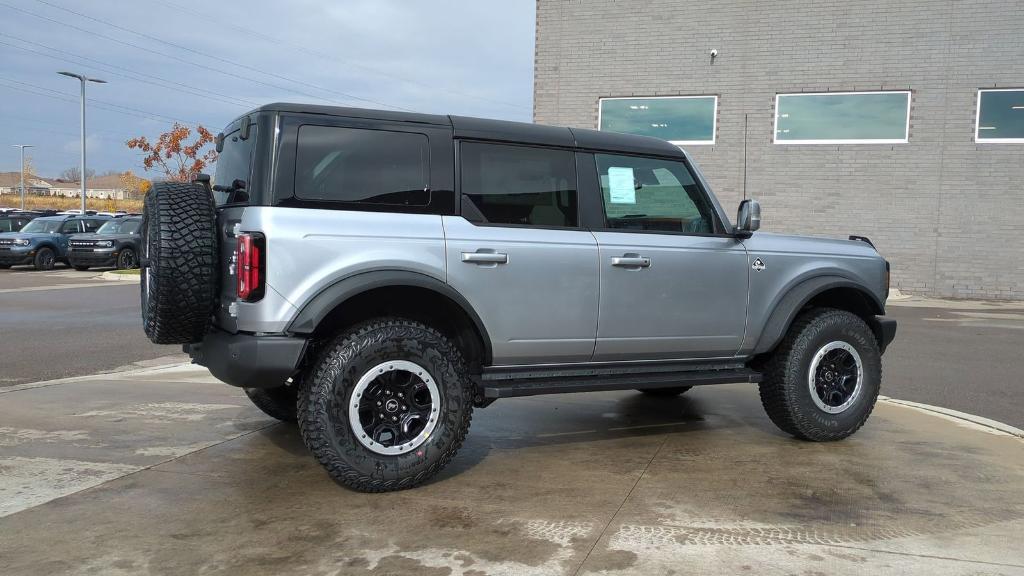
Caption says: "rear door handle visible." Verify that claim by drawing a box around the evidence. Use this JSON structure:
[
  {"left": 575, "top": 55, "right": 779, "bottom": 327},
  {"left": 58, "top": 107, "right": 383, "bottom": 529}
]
[
  {"left": 462, "top": 251, "right": 508, "bottom": 265},
  {"left": 611, "top": 256, "right": 651, "bottom": 268}
]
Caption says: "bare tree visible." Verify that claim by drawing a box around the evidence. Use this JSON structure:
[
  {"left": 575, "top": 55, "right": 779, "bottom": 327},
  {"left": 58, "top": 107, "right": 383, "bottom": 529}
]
[{"left": 59, "top": 166, "right": 95, "bottom": 182}]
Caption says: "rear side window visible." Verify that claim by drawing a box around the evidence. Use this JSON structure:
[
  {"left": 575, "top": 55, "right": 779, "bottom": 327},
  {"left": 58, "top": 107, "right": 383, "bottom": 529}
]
[
  {"left": 459, "top": 142, "right": 578, "bottom": 228},
  {"left": 294, "top": 125, "right": 429, "bottom": 206},
  {"left": 59, "top": 220, "right": 81, "bottom": 234}
]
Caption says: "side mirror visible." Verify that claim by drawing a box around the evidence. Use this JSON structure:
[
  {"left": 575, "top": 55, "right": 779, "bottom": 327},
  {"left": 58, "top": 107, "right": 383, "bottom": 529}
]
[{"left": 735, "top": 199, "right": 761, "bottom": 237}]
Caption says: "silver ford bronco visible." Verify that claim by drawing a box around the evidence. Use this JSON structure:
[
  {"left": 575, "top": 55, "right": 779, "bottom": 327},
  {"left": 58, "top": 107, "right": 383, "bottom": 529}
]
[{"left": 140, "top": 103, "right": 896, "bottom": 492}]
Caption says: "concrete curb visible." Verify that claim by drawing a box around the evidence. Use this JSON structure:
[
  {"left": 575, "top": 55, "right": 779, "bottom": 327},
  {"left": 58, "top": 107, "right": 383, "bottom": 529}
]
[
  {"left": 99, "top": 271, "right": 139, "bottom": 282},
  {"left": 879, "top": 396, "right": 1024, "bottom": 438}
]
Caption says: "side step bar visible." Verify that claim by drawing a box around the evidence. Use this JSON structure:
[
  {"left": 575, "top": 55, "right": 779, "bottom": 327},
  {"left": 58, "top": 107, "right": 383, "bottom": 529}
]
[{"left": 478, "top": 366, "right": 762, "bottom": 403}]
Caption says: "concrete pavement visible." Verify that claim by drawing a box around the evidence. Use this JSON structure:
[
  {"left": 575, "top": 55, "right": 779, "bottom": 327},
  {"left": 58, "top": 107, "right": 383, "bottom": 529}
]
[{"left": 1, "top": 364, "right": 1022, "bottom": 575}]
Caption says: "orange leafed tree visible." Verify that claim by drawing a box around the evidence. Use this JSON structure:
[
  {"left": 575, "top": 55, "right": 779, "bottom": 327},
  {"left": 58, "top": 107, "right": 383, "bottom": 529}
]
[{"left": 127, "top": 123, "right": 217, "bottom": 183}]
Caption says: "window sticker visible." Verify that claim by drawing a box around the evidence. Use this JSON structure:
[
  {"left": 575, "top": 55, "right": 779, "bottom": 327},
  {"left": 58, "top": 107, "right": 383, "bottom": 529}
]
[{"left": 607, "top": 167, "right": 636, "bottom": 204}]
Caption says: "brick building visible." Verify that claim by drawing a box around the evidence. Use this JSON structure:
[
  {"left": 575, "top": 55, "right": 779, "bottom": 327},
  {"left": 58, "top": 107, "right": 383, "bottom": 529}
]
[{"left": 533, "top": 0, "right": 1024, "bottom": 299}]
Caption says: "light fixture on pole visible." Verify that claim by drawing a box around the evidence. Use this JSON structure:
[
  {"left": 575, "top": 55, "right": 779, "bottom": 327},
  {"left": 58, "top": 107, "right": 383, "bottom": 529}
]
[
  {"left": 11, "top": 144, "right": 34, "bottom": 211},
  {"left": 58, "top": 71, "right": 106, "bottom": 213}
]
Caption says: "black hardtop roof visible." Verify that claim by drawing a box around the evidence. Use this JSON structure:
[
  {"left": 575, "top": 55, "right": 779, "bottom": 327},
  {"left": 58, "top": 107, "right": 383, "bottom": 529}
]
[{"left": 251, "top": 103, "right": 685, "bottom": 158}]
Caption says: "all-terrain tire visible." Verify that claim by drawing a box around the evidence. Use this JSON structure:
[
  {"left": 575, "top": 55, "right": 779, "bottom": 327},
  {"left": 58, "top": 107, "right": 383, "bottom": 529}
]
[
  {"left": 33, "top": 246, "right": 55, "bottom": 270},
  {"left": 639, "top": 386, "right": 693, "bottom": 397},
  {"left": 758, "top": 308, "right": 881, "bottom": 441},
  {"left": 298, "top": 317, "right": 475, "bottom": 492},
  {"left": 140, "top": 182, "right": 218, "bottom": 345},
  {"left": 244, "top": 385, "right": 298, "bottom": 423}
]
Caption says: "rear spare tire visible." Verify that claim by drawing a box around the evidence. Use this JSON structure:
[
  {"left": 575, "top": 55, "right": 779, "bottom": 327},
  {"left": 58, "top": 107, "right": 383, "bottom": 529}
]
[{"left": 141, "top": 182, "right": 218, "bottom": 344}]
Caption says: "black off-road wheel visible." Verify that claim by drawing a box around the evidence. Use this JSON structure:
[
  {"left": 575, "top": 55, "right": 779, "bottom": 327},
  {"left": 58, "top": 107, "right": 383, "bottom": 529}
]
[
  {"left": 140, "top": 182, "right": 218, "bottom": 345},
  {"left": 638, "top": 386, "right": 692, "bottom": 397},
  {"left": 244, "top": 385, "right": 298, "bottom": 423},
  {"left": 758, "top": 308, "right": 881, "bottom": 441},
  {"left": 73, "top": 265, "right": 90, "bottom": 271},
  {"left": 33, "top": 247, "right": 56, "bottom": 270},
  {"left": 298, "top": 317, "right": 475, "bottom": 492},
  {"left": 117, "top": 248, "right": 138, "bottom": 270}
]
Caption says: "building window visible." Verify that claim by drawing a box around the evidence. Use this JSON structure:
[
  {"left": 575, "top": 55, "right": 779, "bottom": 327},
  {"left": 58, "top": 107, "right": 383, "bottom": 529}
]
[
  {"left": 598, "top": 96, "right": 717, "bottom": 145},
  {"left": 975, "top": 89, "right": 1024, "bottom": 143},
  {"left": 459, "top": 142, "right": 578, "bottom": 228},
  {"left": 774, "top": 91, "right": 911, "bottom": 144}
]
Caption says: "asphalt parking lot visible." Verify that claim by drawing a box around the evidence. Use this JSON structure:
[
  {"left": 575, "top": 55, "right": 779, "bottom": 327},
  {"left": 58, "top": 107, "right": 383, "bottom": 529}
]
[
  {"left": 0, "top": 364, "right": 1021, "bottom": 575},
  {"left": 2, "top": 269, "right": 1023, "bottom": 574},
  {"left": 0, "top": 267, "right": 182, "bottom": 386}
]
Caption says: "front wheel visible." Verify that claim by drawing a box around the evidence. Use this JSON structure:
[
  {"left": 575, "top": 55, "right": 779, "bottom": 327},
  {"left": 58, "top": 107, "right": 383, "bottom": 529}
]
[
  {"left": 117, "top": 248, "right": 137, "bottom": 270},
  {"left": 298, "top": 317, "right": 474, "bottom": 492},
  {"left": 758, "top": 308, "right": 881, "bottom": 441},
  {"left": 33, "top": 247, "right": 55, "bottom": 271}
]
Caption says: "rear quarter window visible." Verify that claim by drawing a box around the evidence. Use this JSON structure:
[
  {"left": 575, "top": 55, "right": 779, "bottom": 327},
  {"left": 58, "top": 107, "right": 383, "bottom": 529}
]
[{"left": 293, "top": 125, "right": 430, "bottom": 206}]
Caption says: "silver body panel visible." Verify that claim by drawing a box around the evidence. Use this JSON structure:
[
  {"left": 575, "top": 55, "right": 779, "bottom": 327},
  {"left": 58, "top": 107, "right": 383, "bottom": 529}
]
[
  {"left": 442, "top": 216, "right": 600, "bottom": 365},
  {"left": 592, "top": 231, "right": 748, "bottom": 361}
]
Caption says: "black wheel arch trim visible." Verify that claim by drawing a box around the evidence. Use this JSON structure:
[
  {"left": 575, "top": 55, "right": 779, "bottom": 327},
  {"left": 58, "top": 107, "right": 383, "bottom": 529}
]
[
  {"left": 752, "top": 275, "right": 887, "bottom": 355},
  {"left": 286, "top": 269, "right": 494, "bottom": 364}
]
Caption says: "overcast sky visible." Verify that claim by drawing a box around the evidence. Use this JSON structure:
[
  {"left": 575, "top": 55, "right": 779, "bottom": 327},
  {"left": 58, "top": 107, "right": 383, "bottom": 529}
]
[{"left": 0, "top": 0, "right": 535, "bottom": 178}]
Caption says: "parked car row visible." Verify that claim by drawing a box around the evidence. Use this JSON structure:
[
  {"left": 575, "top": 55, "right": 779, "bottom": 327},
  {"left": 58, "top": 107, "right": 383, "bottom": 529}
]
[{"left": 0, "top": 211, "right": 142, "bottom": 271}]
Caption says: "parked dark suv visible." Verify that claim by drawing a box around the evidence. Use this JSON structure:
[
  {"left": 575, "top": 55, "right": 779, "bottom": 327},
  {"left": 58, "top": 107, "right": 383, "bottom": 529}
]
[
  {"left": 0, "top": 211, "right": 41, "bottom": 234},
  {"left": 67, "top": 216, "right": 142, "bottom": 271},
  {"left": 0, "top": 214, "right": 110, "bottom": 270}
]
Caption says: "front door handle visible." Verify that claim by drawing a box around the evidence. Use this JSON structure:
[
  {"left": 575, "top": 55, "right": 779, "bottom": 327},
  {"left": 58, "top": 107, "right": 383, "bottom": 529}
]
[
  {"left": 611, "top": 255, "right": 651, "bottom": 268},
  {"left": 462, "top": 251, "right": 508, "bottom": 265}
]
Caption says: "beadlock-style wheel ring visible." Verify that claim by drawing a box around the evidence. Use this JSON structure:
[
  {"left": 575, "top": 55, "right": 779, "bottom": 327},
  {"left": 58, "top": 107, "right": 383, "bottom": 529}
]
[
  {"left": 348, "top": 360, "right": 441, "bottom": 456},
  {"left": 807, "top": 340, "right": 864, "bottom": 414}
]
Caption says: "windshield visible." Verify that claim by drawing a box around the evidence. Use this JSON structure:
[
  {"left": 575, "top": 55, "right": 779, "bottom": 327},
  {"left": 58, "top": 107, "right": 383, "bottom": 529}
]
[
  {"left": 213, "top": 123, "right": 256, "bottom": 206},
  {"left": 97, "top": 219, "right": 141, "bottom": 234},
  {"left": 20, "top": 219, "right": 61, "bottom": 233}
]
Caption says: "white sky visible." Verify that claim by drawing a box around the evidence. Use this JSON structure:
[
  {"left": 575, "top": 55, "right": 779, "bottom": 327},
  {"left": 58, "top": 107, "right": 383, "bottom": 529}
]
[{"left": 0, "top": 0, "right": 536, "bottom": 177}]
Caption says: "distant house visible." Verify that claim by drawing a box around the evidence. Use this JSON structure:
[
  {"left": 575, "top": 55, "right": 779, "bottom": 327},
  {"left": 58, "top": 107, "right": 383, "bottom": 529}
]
[{"left": 0, "top": 172, "right": 148, "bottom": 200}]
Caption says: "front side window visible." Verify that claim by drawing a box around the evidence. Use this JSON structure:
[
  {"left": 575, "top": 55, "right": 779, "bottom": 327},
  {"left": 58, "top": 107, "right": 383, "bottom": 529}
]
[
  {"left": 294, "top": 125, "right": 429, "bottom": 206},
  {"left": 774, "top": 91, "right": 911, "bottom": 144},
  {"left": 599, "top": 96, "right": 717, "bottom": 145},
  {"left": 0, "top": 220, "right": 13, "bottom": 232},
  {"left": 976, "top": 89, "right": 1024, "bottom": 143},
  {"left": 459, "top": 142, "right": 578, "bottom": 228},
  {"left": 59, "top": 220, "right": 81, "bottom": 234},
  {"left": 83, "top": 219, "right": 104, "bottom": 232},
  {"left": 595, "top": 154, "right": 717, "bottom": 234}
]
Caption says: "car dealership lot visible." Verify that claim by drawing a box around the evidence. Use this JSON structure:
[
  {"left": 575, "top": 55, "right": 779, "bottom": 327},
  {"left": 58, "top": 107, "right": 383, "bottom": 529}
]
[{"left": 0, "top": 364, "right": 1021, "bottom": 575}]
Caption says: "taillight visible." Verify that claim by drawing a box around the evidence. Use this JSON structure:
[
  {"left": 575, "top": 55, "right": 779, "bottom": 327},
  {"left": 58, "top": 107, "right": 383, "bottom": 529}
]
[{"left": 236, "top": 233, "right": 265, "bottom": 302}]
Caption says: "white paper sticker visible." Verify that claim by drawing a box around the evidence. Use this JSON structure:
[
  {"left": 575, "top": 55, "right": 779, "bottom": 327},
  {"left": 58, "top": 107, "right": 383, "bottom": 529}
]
[{"left": 608, "top": 167, "right": 635, "bottom": 204}]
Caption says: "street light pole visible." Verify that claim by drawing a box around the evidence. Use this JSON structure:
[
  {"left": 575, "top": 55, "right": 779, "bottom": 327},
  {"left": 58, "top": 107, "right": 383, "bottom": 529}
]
[
  {"left": 11, "top": 144, "right": 34, "bottom": 211},
  {"left": 58, "top": 71, "right": 106, "bottom": 213}
]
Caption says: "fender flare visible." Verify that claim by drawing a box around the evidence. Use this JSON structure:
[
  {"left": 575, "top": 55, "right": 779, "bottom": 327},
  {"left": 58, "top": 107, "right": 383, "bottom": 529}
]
[
  {"left": 287, "top": 269, "right": 493, "bottom": 363},
  {"left": 752, "top": 275, "right": 885, "bottom": 355}
]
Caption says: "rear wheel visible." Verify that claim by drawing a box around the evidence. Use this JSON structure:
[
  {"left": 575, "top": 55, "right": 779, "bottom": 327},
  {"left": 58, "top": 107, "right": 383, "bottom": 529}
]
[
  {"left": 638, "top": 386, "right": 692, "bottom": 397},
  {"left": 244, "top": 385, "right": 298, "bottom": 423},
  {"left": 140, "top": 182, "right": 218, "bottom": 344},
  {"left": 298, "top": 317, "right": 474, "bottom": 492},
  {"left": 33, "top": 247, "right": 55, "bottom": 270},
  {"left": 758, "top": 308, "right": 881, "bottom": 441}
]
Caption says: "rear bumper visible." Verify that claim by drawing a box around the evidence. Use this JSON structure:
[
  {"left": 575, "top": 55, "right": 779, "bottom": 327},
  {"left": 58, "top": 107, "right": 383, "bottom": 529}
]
[
  {"left": 868, "top": 316, "right": 898, "bottom": 354},
  {"left": 185, "top": 329, "right": 307, "bottom": 389}
]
